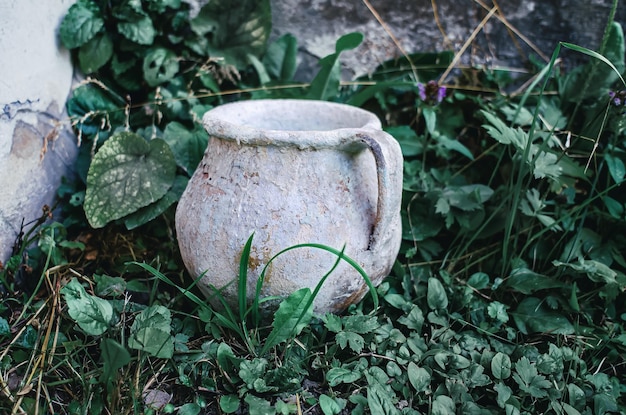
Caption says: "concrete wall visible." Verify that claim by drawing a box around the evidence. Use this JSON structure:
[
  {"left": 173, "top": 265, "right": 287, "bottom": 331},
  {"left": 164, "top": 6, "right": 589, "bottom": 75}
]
[
  {"left": 0, "top": 0, "right": 77, "bottom": 263},
  {"left": 270, "top": 0, "right": 625, "bottom": 80}
]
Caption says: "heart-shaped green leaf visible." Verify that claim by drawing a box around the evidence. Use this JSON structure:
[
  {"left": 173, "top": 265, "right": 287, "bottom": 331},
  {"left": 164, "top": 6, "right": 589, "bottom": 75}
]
[
  {"left": 84, "top": 132, "right": 176, "bottom": 228},
  {"left": 143, "top": 48, "right": 180, "bottom": 87},
  {"left": 61, "top": 278, "right": 113, "bottom": 336}
]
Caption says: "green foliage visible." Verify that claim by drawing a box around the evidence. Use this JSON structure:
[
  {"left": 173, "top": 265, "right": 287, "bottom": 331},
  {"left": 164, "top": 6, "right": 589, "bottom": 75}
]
[
  {"left": 60, "top": 0, "right": 273, "bottom": 229},
  {"left": 4, "top": 2, "right": 626, "bottom": 414},
  {"left": 84, "top": 131, "right": 176, "bottom": 228},
  {"left": 61, "top": 277, "right": 113, "bottom": 335}
]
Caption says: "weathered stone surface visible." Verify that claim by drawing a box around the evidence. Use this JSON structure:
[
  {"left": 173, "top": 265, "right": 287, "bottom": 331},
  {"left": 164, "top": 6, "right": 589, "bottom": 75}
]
[
  {"left": 270, "top": 0, "right": 625, "bottom": 80},
  {"left": 0, "top": 0, "right": 77, "bottom": 263}
]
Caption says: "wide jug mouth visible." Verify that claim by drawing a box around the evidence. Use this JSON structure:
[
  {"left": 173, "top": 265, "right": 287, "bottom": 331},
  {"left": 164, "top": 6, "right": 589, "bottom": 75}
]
[{"left": 202, "top": 99, "right": 383, "bottom": 148}]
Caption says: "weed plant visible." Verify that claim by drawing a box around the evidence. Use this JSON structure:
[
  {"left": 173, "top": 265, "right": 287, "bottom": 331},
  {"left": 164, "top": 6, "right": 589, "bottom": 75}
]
[{"left": 1, "top": 1, "right": 626, "bottom": 414}]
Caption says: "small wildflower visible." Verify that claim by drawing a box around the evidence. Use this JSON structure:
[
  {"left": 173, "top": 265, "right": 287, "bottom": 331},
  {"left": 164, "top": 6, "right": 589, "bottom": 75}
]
[
  {"left": 417, "top": 80, "right": 447, "bottom": 106},
  {"left": 609, "top": 90, "right": 626, "bottom": 107}
]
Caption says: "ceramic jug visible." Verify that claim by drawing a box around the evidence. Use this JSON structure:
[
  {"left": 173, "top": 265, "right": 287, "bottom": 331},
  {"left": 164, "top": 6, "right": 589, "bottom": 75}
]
[{"left": 175, "top": 99, "right": 403, "bottom": 313}]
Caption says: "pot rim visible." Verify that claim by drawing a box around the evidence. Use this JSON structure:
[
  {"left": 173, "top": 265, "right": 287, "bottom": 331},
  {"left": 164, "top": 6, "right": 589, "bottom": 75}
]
[{"left": 202, "top": 99, "right": 383, "bottom": 149}]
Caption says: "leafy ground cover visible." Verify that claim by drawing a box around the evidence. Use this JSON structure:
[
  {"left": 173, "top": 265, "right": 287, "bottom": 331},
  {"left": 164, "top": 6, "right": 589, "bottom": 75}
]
[{"left": 1, "top": 0, "right": 626, "bottom": 414}]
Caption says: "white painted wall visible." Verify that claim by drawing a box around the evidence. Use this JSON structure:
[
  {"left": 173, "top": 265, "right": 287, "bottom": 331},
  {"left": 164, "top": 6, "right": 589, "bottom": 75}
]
[{"left": 0, "top": 0, "right": 78, "bottom": 263}]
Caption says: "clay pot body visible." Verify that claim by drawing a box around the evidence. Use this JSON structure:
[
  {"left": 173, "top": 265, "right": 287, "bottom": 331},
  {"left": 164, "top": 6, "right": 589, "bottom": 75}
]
[{"left": 175, "top": 99, "right": 403, "bottom": 313}]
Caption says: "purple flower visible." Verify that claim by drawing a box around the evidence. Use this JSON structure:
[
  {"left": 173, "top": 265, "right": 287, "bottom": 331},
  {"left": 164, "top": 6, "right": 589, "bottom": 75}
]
[
  {"left": 609, "top": 90, "right": 626, "bottom": 107},
  {"left": 417, "top": 80, "right": 446, "bottom": 106}
]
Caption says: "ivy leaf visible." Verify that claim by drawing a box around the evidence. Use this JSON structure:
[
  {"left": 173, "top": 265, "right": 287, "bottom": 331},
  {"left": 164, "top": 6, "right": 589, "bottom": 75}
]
[
  {"left": 78, "top": 33, "right": 113, "bottom": 73},
  {"left": 59, "top": 0, "right": 104, "bottom": 49},
  {"left": 512, "top": 357, "right": 552, "bottom": 398},
  {"left": 84, "top": 132, "right": 176, "bottom": 228},
  {"left": 128, "top": 305, "right": 174, "bottom": 358},
  {"left": 118, "top": 15, "right": 156, "bottom": 45},
  {"left": 61, "top": 278, "right": 113, "bottom": 336},
  {"left": 143, "top": 48, "right": 180, "bottom": 87}
]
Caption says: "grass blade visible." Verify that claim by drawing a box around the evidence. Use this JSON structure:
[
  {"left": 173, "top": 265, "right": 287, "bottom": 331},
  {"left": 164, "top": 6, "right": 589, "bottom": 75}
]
[{"left": 561, "top": 42, "right": 626, "bottom": 87}]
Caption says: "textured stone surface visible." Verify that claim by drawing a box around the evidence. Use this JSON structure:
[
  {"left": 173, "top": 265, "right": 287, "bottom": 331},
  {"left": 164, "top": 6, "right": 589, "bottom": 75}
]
[
  {"left": 176, "top": 100, "right": 403, "bottom": 313},
  {"left": 270, "top": 0, "right": 625, "bottom": 80},
  {"left": 0, "top": 0, "right": 77, "bottom": 263}
]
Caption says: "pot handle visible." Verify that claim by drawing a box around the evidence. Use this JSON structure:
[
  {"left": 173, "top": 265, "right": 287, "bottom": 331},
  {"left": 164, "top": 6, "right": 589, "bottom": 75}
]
[{"left": 355, "top": 129, "right": 403, "bottom": 253}]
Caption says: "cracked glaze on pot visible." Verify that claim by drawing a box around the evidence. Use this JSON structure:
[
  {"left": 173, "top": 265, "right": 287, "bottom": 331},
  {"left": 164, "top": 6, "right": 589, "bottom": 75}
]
[{"left": 175, "top": 99, "right": 403, "bottom": 313}]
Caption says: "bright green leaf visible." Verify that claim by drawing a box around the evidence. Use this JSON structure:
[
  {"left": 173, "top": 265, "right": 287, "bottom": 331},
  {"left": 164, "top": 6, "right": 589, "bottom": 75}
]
[
  {"left": 326, "top": 367, "right": 362, "bottom": 387},
  {"left": 491, "top": 352, "right": 512, "bottom": 380},
  {"left": 100, "top": 338, "right": 131, "bottom": 385},
  {"left": 605, "top": 153, "right": 625, "bottom": 183},
  {"left": 512, "top": 356, "right": 552, "bottom": 398},
  {"left": 366, "top": 382, "right": 400, "bottom": 415},
  {"left": 0, "top": 317, "right": 9, "bottom": 336},
  {"left": 128, "top": 305, "right": 174, "bottom": 358},
  {"left": 78, "top": 33, "right": 113, "bottom": 73},
  {"left": 427, "top": 277, "right": 448, "bottom": 310},
  {"left": 336, "top": 32, "right": 364, "bottom": 52},
  {"left": 219, "top": 395, "right": 240, "bottom": 414},
  {"left": 61, "top": 278, "right": 113, "bottom": 336},
  {"left": 513, "top": 297, "right": 574, "bottom": 335},
  {"left": 488, "top": 301, "right": 509, "bottom": 323},
  {"left": 262, "top": 288, "right": 313, "bottom": 353},
  {"left": 118, "top": 16, "right": 156, "bottom": 45},
  {"left": 322, "top": 313, "right": 342, "bottom": 333},
  {"left": 407, "top": 362, "right": 430, "bottom": 392},
  {"left": 143, "top": 48, "right": 180, "bottom": 87},
  {"left": 343, "top": 314, "right": 379, "bottom": 334},
  {"left": 336, "top": 331, "right": 365, "bottom": 353},
  {"left": 178, "top": 403, "right": 201, "bottom": 415},
  {"left": 84, "top": 132, "right": 176, "bottom": 228},
  {"left": 244, "top": 394, "right": 275, "bottom": 415},
  {"left": 494, "top": 382, "right": 513, "bottom": 408},
  {"left": 162, "top": 122, "right": 208, "bottom": 174},
  {"left": 307, "top": 32, "right": 363, "bottom": 100},
  {"left": 59, "top": 1, "right": 104, "bottom": 49},
  {"left": 432, "top": 395, "right": 455, "bottom": 415},
  {"left": 263, "top": 34, "right": 298, "bottom": 81},
  {"left": 397, "top": 305, "right": 424, "bottom": 332},
  {"left": 319, "top": 394, "right": 346, "bottom": 415}
]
